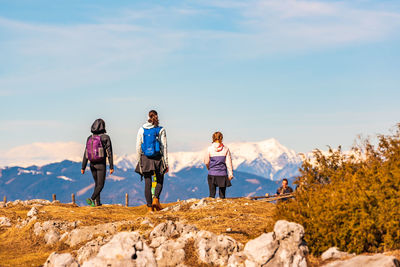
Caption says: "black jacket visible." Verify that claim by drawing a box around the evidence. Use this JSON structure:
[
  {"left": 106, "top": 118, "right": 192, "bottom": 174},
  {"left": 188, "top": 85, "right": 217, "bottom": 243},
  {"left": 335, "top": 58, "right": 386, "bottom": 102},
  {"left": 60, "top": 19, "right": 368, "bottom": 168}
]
[
  {"left": 82, "top": 119, "right": 114, "bottom": 170},
  {"left": 276, "top": 186, "right": 293, "bottom": 195}
]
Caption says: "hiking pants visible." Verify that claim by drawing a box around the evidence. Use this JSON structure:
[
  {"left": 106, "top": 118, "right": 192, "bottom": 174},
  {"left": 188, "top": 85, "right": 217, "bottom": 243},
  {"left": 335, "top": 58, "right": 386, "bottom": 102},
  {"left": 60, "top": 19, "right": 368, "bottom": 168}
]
[
  {"left": 208, "top": 182, "right": 226, "bottom": 199},
  {"left": 90, "top": 163, "right": 106, "bottom": 204},
  {"left": 144, "top": 172, "right": 164, "bottom": 207}
]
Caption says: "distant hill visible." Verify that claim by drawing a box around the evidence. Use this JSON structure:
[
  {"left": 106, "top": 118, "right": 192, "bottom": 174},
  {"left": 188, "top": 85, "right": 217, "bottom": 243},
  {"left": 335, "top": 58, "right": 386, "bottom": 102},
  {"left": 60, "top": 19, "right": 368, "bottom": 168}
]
[{"left": 0, "top": 138, "right": 301, "bottom": 205}]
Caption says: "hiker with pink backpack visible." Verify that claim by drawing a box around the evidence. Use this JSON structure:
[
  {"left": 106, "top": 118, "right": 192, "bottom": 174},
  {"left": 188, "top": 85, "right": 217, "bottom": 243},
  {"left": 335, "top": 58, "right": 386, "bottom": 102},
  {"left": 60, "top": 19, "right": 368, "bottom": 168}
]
[{"left": 81, "top": 118, "right": 114, "bottom": 207}]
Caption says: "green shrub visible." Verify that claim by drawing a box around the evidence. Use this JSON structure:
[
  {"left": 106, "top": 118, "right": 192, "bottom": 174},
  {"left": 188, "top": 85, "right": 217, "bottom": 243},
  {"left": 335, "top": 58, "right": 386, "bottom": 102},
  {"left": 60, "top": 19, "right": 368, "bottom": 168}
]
[{"left": 276, "top": 124, "right": 400, "bottom": 255}]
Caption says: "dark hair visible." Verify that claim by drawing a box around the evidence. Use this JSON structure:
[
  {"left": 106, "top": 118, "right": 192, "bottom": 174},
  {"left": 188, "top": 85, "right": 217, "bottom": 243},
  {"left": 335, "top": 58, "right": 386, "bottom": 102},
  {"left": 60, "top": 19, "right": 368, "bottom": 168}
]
[
  {"left": 212, "top": 132, "right": 223, "bottom": 143},
  {"left": 148, "top": 110, "right": 159, "bottom": 127},
  {"left": 282, "top": 178, "right": 288, "bottom": 183}
]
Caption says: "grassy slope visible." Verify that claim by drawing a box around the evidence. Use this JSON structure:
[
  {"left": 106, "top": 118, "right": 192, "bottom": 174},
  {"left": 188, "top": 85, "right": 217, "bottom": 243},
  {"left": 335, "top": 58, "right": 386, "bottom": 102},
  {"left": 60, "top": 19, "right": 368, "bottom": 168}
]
[
  {"left": 2, "top": 200, "right": 398, "bottom": 267},
  {"left": 0, "top": 199, "right": 276, "bottom": 267}
]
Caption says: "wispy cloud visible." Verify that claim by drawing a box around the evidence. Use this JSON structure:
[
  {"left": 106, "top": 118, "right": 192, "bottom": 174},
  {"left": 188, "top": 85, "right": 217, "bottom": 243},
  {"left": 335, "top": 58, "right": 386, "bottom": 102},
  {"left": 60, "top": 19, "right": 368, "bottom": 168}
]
[{"left": 1, "top": 0, "right": 399, "bottom": 95}]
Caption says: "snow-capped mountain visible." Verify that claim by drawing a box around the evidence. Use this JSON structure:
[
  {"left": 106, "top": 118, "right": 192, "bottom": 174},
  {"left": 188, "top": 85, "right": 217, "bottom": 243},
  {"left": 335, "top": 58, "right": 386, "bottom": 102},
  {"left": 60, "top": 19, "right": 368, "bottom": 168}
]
[
  {"left": 0, "top": 139, "right": 302, "bottom": 204},
  {"left": 114, "top": 138, "right": 302, "bottom": 181}
]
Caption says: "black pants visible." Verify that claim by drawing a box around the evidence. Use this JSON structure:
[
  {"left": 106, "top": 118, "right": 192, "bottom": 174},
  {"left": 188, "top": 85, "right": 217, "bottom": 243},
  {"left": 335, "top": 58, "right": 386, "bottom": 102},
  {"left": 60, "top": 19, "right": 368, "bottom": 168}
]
[
  {"left": 208, "top": 182, "right": 226, "bottom": 199},
  {"left": 144, "top": 172, "right": 164, "bottom": 207},
  {"left": 90, "top": 163, "right": 106, "bottom": 204}
]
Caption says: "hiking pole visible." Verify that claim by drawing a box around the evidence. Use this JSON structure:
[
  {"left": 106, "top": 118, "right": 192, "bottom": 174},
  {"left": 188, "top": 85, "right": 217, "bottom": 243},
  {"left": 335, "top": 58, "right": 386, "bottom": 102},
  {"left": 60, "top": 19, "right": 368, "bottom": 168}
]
[
  {"left": 251, "top": 193, "right": 294, "bottom": 200},
  {"left": 260, "top": 194, "right": 295, "bottom": 202}
]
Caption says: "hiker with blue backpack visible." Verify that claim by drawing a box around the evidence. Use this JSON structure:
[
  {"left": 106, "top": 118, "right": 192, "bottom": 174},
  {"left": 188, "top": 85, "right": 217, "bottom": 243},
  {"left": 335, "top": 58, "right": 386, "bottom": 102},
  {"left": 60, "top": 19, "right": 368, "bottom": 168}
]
[
  {"left": 135, "top": 110, "right": 169, "bottom": 212},
  {"left": 81, "top": 118, "right": 114, "bottom": 207}
]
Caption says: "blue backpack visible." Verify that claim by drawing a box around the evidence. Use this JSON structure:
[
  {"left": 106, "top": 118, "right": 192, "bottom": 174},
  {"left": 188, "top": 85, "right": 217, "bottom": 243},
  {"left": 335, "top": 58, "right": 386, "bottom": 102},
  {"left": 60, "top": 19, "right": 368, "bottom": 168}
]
[{"left": 141, "top": 127, "right": 162, "bottom": 157}]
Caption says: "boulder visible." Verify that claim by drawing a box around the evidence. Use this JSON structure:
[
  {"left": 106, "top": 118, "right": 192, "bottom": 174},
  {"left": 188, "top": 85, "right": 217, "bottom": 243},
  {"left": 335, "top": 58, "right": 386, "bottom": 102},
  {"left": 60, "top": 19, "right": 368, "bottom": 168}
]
[
  {"left": 190, "top": 198, "right": 212, "bottom": 210},
  {"left": 140, "top": 219, "right": 154, "bottom": 227},
  {"left": 43, "top": 252, "right": 79, "bottom": 267},
  {"left": 0, "top": 217, "right": 11, "bottom": 227},
  {"left": 34, "top": 220, "right": 79, "bottom": 236},
  {"left": 228, "top": 251, "right": 247, "bottom": 267},
  {"left": 155, "top": 239, "right": 186, "bottom": 267},
  {"left": 81, "top": 232, "right": 156, "bottom": 267},
  {"left": 76, "top": 236, "right": 111, "bottom": 264},
  {"left": 242, "top": 220, "right": 308, "bottom": 267},
  {"left": 66, "top": 222, "right": 125, "bottom": 247},
  {"left": 149, "top": 221, "right": 198, "bottom": 248},
  {"left": 161, "top": 198, "right": 198, "bottom": 212},
  {"left": 44, "top": 229, "right": 61, "bottom": 245},
  {"left": 321, "top": 247, "right": 354, "bottom": 261},
  {"left": 27, "top": 207, "right": 39, "bottom": 217},
  {"left": 322, "top": 254, "right": 400, "bottom": 267},
  {"left": 26, "top": 199, "right": 51, "bottom": 205},
  {"left": 244, "top": 232, "right": 279, "bottom": 265},
  {"left": 195, "top": 230, "right": 242, "bottom": 266}
]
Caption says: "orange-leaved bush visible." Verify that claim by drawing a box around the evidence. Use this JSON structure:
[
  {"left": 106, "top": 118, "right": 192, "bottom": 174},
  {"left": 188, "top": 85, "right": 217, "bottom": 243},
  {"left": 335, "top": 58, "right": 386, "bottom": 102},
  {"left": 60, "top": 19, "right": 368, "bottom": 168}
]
[{"left": 276, "top": 124, "right": 400, "bottom": 255}]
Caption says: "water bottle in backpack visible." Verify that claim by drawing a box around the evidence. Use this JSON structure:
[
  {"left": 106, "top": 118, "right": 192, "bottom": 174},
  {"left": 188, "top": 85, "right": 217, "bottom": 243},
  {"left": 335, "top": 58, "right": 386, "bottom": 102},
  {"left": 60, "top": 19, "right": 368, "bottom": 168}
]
[
  {"left": 86, "top": 135, "right": 105, "bottom": 163},
  {"left": 141, "top": 127, "right": 162, "bottom": 157}
]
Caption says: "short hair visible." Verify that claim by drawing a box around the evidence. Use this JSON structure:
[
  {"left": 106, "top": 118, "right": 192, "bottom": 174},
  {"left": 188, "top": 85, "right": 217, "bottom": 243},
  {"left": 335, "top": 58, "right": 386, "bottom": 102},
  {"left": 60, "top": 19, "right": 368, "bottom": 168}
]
[{"left": 282, "top": 178, "right": 288, "bottom": 183}]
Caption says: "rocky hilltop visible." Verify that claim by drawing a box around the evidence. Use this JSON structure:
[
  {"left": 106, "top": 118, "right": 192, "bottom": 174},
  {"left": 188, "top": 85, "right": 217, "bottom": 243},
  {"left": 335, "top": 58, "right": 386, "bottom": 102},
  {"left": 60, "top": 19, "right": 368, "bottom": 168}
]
[{"left": 0, "top": 199, "right": 399, "bottom": 267}]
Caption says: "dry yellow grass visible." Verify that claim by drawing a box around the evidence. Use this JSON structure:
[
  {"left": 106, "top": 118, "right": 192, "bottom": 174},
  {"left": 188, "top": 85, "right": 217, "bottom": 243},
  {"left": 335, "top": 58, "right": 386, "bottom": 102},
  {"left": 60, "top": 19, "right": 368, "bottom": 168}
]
[
  {"left": 0, "top": 199, "right": 275, "bottom": 267},
  {"left": 4, "top": 199, "right": 396, "bottom": 267}
]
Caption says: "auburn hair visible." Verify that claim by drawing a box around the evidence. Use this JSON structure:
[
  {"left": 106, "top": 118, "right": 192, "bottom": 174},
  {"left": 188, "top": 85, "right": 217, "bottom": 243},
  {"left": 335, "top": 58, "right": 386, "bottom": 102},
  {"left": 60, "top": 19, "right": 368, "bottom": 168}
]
[
  {"left": 212, "top": 132, "right": 223, "bottom": 143},
  {"left": 148, "top": 110, "right": 159, "bottom": 126}
]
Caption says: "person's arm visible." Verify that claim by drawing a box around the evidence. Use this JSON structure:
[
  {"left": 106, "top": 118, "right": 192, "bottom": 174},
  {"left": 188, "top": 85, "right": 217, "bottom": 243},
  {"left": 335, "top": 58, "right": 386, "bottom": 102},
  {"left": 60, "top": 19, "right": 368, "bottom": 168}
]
[
  {"left": 276, "top": 187, "right": 281, "bottom": 195},
  {"left": 136, "top": 128, "right": 143, "bottom": 165},
  {"left": 226, "top": 148, "right": 233, "bottom": 179},
  {"left": 103, "top": 135, "right": 114, "bottom": 173},
  {"left": 204, "top": 148, "right": 210, "bottom": 170},
  {"left": 160, "top": 128, "right": 168, "bottom": 171},
  {"left": 81, "top": 138, "right": 89, "bottom": 173}
]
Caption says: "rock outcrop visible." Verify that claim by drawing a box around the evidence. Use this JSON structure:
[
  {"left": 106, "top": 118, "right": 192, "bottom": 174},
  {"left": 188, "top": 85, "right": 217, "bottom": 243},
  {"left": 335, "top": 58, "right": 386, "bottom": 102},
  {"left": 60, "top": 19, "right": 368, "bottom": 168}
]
[
  {"left": 76, "top": 236, "right": 112, "bottom": 264},
  {"left": 42, "top": 219, "right": 311, "bottom": 267},
  {"left": 0, "top": 217, "right": 12, "bottom": 227},
  {"left": 240, "top": 220, "right": 308, "bottom": 267},
  {"left": 43, "top": 252, "right": 79, "bottom": 267},
  {"left": 27, "top": 207, "right": 39, "bottom": 217},
  {"left": 321, "top": 247, "right": 354, "bottom": 261},
  {"left": 322, "top": 254, "right": 400, "bottom": 267},
  {"left": 148, "top": 220, "right": 242, "bottom": 266},
  {"left": 34, "top": 220, "right": 80, "bottom": 245},
  {"left": 82, "top": 232, "right": 156, "bottom": 267},
  {"left": 65, "top": 221, "right": 132, "bottom": 247}
]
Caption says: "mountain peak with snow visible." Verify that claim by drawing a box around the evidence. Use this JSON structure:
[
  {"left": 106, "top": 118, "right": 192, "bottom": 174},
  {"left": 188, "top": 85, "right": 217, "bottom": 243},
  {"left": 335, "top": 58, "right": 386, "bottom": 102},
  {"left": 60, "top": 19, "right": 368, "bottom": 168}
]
[
  {"left": 1, "top": 138, "right": 302, "bottom": 181},
  {"left": 114, "top": 138, "right": 301, "bottom": 180}
]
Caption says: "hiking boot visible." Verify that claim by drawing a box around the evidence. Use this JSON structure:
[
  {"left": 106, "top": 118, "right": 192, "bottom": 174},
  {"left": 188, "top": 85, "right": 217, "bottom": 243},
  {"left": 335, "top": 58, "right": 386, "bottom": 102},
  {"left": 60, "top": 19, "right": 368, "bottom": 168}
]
[
  {"left": 147, "top": 206, "right": 154, "bottom": 213},
  {"left": 95, "top": 200, "right": 102, "bottom": 207},
  {"left": 86, "top": 198, "right": 95, "bottom": 207},
  {"left": 152, "top": 197, "right": 163, "bottom": 211}
]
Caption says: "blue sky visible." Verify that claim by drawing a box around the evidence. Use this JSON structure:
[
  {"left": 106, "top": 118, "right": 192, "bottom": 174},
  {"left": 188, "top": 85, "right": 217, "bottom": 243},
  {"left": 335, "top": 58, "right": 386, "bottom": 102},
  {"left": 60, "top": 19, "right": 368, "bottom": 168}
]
[{"left": 1, "top": 0, "right": 400, "bottom": 159}]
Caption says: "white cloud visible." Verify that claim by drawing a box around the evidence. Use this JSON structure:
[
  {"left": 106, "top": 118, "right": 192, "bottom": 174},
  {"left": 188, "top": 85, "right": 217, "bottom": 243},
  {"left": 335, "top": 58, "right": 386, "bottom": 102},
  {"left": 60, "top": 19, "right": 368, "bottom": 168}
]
[{"left": 0, "top": 142, "right": 83, "bottom": 167}]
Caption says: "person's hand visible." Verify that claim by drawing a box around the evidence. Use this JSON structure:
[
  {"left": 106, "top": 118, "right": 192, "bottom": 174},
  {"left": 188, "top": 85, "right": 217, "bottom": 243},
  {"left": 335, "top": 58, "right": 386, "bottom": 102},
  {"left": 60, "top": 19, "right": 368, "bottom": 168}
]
[
  {"left": 165, "top": 167, "right": 169, "bottom": 174},
  {"left": 81, "top": 169, "right": 85, "bottom": 174},
  {"left": 110, "top": 169, "right": 114, "bottom": 174},
  {"left": 229, "top": 175, "right": 233, "bottom": 180}
]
